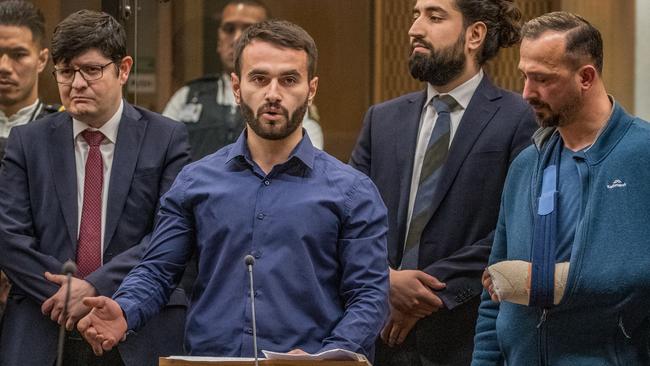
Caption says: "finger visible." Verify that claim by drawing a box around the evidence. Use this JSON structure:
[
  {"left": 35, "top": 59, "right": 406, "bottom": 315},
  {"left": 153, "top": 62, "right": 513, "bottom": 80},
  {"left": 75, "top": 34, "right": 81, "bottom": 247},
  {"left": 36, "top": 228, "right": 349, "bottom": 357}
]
[
  {"left": 102, "top": 338, "right": 116, "bottom": 351},
  {"left": 412, "top": 308, "right": 433, "bottom": 318},
  {"left": 83, "top": 296, "right": 106, "bottom": 308},
  {"left": 380, "top": 320, "right": 393, "bottom": 343},
  {"left": 44, "top": 272, "right": 65, "bottom": 285},
  {"left": 77, "top": 316, "right": 89, "bottom": 333},
  {"left": 388, "top": 322, "right": 401, "bottom": 347},
  {"left": 395, "top": 327, "right": 408, "bottom": 345},
  {"left": 418, "top": 273, "right": 446, "bottom": 290},
  {"left": 414, "top": 291, "right": 444, "bottom": 310},
  {"left": 50, "top": 305, "right": 62, "bottom": 323},
  {"left": 66, "top": 317, "right": 75, "bottom": 331},
  {"left": 91, "top": 342, "right": 104, "bottom": 356},
  {"left": 84, "top": 325, "right": 100, "bottom": 343},
  {"left": 41, "top": 297, "right": 54, "bottom": 315}
]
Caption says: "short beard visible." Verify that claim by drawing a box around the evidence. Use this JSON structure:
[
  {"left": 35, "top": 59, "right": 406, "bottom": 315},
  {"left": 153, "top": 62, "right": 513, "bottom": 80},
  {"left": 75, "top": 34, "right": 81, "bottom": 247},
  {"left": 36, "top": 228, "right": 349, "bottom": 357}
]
[
  {"left": 241, "top": 99, "right": 307, "bottom": 141},
  {"left": 529, "top": 93, "right": 582, "bottom": 128},
  {"left": 409, "top": 33, "right": 466, "bottom": 87}
]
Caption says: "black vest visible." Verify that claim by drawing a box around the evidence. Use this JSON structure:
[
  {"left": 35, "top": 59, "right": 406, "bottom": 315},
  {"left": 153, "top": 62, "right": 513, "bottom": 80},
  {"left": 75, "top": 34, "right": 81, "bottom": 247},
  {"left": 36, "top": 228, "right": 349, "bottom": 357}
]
[{"left": 182, "top": 75, "right": 245, "bottom": 161}]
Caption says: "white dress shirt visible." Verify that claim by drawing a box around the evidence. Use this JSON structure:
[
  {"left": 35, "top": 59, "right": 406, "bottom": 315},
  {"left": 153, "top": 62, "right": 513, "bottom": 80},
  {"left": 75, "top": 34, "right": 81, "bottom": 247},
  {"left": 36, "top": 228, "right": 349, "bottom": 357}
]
[
  {"left": 73, "top": 100, "right": 123, "bottom": 259},
  {"left": 404, "top": 70, "right": 484, "bottom": 247}
]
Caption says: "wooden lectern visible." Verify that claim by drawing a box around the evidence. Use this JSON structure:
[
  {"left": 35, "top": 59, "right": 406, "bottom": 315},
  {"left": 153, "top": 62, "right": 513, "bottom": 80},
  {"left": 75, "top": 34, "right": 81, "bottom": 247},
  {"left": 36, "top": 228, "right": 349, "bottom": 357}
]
[{"left": 160, "top": 359, "right": 367, "bottom": 366}]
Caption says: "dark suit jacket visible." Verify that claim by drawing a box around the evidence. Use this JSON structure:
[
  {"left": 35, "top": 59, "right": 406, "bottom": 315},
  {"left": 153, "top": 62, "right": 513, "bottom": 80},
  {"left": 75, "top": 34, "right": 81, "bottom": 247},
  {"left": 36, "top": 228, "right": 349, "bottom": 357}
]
[
  {"left": 350, "top": 77, "right": 536, "bottom": 365},
  {"left": 0, "top": 102, "right": 191, "bottom": 366}
]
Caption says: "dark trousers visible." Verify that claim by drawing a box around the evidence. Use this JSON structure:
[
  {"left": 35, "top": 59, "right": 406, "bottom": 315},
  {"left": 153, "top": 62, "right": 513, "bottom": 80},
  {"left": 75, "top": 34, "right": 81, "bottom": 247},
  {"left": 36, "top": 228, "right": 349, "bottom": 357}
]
[
  {"left": 375, "top": 332, "right": 423, "bottom": 366},
  {"left": 56, "top": 330, "right": 124, "bottom": 366}
]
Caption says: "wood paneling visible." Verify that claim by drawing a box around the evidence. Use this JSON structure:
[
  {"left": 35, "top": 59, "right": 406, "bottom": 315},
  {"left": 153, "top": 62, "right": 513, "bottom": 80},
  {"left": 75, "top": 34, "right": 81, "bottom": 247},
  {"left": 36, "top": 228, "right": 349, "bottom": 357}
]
[
  {"left": 262, "top": 0, "right": 373, "bottom": 161},
  {"left": 559, "top": 0, "right": 635, "bottom": 111}
]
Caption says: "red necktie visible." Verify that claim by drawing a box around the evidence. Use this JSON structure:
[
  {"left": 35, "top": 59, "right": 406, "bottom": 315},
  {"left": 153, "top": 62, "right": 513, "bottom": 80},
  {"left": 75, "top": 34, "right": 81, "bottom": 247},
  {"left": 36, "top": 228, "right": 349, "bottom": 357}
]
[{"left": 77, "top": 130, "right": 105, "bottom": 278}]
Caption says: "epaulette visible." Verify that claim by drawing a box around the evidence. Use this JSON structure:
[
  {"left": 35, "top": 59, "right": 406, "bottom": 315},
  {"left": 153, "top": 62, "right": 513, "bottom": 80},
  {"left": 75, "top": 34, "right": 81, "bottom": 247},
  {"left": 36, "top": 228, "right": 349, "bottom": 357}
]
[{"left": 43, "top": 103, "right": 64, "bottom": 113}]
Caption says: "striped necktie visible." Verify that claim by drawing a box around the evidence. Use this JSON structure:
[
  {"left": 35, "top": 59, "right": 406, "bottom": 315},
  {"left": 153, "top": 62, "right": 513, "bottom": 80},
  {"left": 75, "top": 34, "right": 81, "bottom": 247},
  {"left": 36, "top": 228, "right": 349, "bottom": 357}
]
[{"left": 401, "top": 95, "right": 457, "bottom": 269}]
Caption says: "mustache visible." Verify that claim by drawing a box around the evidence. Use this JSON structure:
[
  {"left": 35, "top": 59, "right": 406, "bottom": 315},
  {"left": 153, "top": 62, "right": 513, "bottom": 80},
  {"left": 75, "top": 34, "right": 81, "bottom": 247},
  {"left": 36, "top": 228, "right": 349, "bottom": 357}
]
[
  {"left": 257, "top": 102, "right": 289, "bottom": 118},
  {"left": 527, "top": 98, "right": 549, "bottom": 109},
  {"left": 410, "top": 37, "right": 433, "bottom": 52}
]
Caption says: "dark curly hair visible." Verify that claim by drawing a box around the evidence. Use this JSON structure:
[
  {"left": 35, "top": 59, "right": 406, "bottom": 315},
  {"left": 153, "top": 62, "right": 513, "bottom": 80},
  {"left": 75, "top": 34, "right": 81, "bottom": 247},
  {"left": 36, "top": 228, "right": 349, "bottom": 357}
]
[{"left": 454, "top": 0, "right": 522, "bottom": 65}]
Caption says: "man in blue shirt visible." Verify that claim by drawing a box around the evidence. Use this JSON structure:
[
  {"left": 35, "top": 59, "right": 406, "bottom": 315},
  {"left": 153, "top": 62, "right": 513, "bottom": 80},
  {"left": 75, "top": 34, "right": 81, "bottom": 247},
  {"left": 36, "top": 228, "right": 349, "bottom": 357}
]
[{"left": 77, "top": 20, "right": 389, "bottom": 359}]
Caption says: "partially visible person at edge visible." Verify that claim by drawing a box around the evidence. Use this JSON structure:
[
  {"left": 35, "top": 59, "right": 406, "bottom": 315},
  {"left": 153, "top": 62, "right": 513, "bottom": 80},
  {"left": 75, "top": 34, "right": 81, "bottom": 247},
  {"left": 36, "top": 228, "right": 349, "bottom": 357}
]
[
  {"left": 473, "top": 11, "right": 650, "bottom": 366},
  {"left": 350, "top": 0, "right": 536, "bottom": 365},
  {"left": 163, "top": 0, "right": 324, "bottom": 160},
  {"left": 77, "top": 19, "right": 388, "bottom": 360},
  {"left": 0, "top": 0, "right": 63, "bottom": 322}
]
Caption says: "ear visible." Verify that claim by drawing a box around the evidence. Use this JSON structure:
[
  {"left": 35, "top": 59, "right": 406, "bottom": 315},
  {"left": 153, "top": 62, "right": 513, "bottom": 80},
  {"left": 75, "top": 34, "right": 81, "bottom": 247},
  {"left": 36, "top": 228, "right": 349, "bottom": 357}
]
[
  {"left": 118, "top": 56, "right": 133, "bottom": 85},
  {"left": 231, "top": 72, "right": 241, "bottom": 104},
  {"left": 465, "top": 21, "right": 487, "bottom": 54},
  {"left": 308, "top": 76, "right": 319, "bottom": 105},
  {"left": 577, "top": 65, "right": 597, "bottom": 90},
  {"left": 37, "top": 48, "right": 49, "bottom": 73}
]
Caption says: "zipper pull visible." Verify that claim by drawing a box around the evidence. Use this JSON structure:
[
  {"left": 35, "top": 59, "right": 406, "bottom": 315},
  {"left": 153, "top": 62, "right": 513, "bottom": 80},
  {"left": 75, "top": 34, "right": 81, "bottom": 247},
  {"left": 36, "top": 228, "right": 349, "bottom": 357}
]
[{"left": 536, "top": 308, "right": 548, "bottom": 328}]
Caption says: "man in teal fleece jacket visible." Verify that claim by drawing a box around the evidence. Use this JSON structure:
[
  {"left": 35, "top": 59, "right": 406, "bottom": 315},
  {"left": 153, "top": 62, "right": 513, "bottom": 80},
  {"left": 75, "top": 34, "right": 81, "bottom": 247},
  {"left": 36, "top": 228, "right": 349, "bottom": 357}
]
[{"left": 472, "top": 11, "right": 650, "bottom": 366}]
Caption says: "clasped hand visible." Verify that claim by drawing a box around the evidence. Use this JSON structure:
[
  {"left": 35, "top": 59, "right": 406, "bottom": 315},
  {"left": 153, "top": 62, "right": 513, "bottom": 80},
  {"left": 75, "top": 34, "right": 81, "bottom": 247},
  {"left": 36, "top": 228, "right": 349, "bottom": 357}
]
[
  {"left": 41, "top": 272, "right": 97, "bottom": 330},
  {"left": 381, "top": 269, "right": 446, "bottom": 346}
]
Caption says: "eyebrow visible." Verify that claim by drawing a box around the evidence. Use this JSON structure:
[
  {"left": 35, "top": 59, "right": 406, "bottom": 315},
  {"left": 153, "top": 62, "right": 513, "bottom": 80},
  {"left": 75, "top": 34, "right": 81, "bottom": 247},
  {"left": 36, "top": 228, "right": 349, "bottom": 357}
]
[
  {"left": 247, "top": 69, "right": 302, "bottom": 77},
  {"left": 0, "top": 46, "right": 30, "bottom": 53},
  {"left": 414, "top": 5, "right": 448, "bottom": 16}
]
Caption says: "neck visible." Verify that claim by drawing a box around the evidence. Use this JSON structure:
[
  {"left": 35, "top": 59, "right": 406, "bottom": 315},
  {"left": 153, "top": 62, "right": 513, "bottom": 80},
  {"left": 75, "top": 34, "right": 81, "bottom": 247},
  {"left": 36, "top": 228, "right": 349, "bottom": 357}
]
[
  {"left": 1, "top": 94, "right": 38, "bottom": 118},
  {"left": 433, "top": 61, "right": 480, "bottom": 94},
  {"left": 557, "top": 86, "right": 611, "bottom": 151},
  {"left": 247, "top": 127, "right": 303, "bottom": 175}
]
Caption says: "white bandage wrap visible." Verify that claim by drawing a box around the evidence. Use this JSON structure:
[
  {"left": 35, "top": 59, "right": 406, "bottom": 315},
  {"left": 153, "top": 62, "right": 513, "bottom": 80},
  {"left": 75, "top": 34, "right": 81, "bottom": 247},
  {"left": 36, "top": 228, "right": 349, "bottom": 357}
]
[{"left": 487, "top": 260, "right": 569, "bottom": 306}]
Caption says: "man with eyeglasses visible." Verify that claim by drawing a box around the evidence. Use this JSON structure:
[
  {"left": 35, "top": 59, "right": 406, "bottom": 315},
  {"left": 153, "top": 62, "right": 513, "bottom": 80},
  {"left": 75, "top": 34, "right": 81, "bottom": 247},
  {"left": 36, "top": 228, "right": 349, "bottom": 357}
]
[
  {"left": 0, "top": 10, "right": 190, "bottom": 366},
  {"left": 163, "top": 0, "right": 323, "bottom": 160}
]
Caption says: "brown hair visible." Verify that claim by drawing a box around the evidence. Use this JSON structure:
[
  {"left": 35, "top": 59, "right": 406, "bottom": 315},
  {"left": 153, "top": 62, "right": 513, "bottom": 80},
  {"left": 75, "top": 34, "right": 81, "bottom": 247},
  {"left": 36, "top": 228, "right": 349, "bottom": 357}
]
[
  {"left": 233, "top": 20, "right": 318, "bottom": 79},
  {"left": 521, "top": 11, "right": 603, "bottom": 73},
  {"left": 51, "top": 10, "right": 126, "bottom": 64},
  {"left": 453, "top": 0, "right": 522, "bottom": 65}
]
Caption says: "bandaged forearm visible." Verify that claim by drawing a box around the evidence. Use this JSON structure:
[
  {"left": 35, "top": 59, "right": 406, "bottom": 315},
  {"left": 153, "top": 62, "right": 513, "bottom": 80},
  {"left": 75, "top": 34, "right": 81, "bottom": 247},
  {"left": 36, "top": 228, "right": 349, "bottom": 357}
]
[{"left": 487, "top": 260, "right": 569, "bottom": 305}]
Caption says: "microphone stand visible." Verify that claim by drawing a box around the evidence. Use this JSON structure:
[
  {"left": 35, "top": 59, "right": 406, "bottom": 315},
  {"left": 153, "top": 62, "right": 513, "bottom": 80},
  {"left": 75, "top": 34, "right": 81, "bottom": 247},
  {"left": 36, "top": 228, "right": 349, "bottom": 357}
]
[
  {"left": 56, "top": 260, "right": 77, "bottom": 366},
  {"left": 244, "top": 255, "right": 259, "bottom": 366}
]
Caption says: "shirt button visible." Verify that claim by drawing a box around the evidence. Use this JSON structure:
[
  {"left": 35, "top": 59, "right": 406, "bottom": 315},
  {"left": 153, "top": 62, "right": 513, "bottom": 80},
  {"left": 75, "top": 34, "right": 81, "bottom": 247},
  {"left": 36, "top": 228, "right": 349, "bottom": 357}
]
[
  {"left": 253, "top": 251, "right": 262, "bottom": 259},
  {"left": 263, "top": 180, "right": 270, "bottom": 186},
  {"left": 257, "top": 213, "right": 265, "bottom": 220},
  {"left": 245, "top": 327, "right": 253, "bottom": 334}
]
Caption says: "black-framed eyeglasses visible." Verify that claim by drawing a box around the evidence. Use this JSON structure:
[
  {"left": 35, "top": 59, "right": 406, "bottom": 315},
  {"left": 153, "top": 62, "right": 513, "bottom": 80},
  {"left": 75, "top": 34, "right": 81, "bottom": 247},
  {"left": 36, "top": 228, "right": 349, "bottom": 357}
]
[{"left": 52, "top": 61, "right": 116, "bottom": 85}]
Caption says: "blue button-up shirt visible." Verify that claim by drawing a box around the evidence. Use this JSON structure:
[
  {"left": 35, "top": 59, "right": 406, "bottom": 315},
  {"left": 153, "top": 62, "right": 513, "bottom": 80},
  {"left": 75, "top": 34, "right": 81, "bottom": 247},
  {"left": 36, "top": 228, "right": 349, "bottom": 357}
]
[{"left": 114, "top": 131, "right": 389, "bottom": 358}]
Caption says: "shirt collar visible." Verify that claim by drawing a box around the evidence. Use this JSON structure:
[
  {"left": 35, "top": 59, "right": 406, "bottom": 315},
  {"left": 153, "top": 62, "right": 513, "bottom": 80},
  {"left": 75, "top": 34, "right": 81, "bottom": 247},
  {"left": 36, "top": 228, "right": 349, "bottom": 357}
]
[
  {"left": 72, "top": 99, "right": 123, "bottom": 144},
  {"left": 226, "top": 128, "right": 316, "bottom": 170},
  {"left": 425, "top": 68, "right": 484, "bottom": 111}
]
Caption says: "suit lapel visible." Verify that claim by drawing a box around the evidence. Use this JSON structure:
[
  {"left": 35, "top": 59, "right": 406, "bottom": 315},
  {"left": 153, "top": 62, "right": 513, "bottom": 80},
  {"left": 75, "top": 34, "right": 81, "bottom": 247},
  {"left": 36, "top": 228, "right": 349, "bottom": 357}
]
[
  {"left": 427, "top": 77, "right": 502, "bottom": 219},
  {"left": 103, "top": 103, "right": 145, "bottom": 252},
  {"left": 49, "top": 114, "right": 79, "bottom": 248},
  {"left": 395, "top": 91, "right": 427, "bottom": 253}
]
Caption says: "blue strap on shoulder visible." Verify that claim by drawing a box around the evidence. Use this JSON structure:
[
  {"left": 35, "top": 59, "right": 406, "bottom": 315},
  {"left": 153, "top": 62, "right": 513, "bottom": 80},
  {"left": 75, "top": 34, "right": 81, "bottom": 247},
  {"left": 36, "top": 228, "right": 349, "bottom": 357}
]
[{"left": 529, "top": 137, "right": 561, "bottom": 308}]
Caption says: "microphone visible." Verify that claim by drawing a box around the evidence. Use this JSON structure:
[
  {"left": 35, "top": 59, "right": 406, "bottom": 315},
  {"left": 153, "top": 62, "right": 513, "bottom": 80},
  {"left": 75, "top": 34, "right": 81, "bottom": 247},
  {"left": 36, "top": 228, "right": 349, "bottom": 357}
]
[
  {"left": 56, "top": 260, "right": 77, "bottom": 366},
  {"left": 244, "top": 255, "right": 259, "bottom": 366}
]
